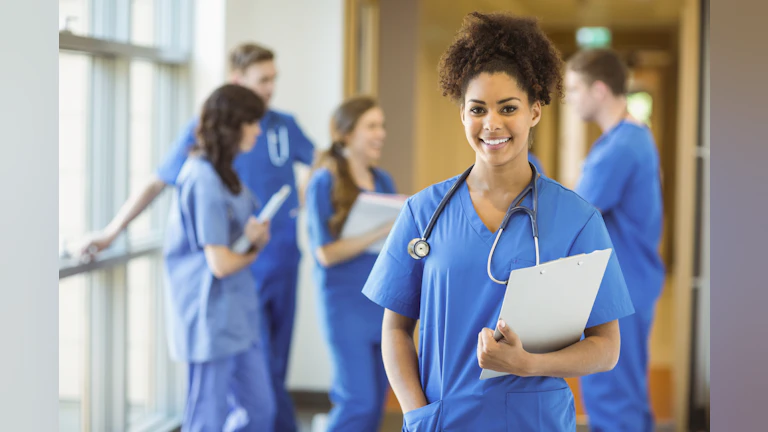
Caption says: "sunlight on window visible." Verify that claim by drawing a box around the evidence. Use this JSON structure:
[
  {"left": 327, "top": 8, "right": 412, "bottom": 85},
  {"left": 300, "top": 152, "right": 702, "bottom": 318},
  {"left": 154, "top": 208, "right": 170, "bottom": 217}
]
[{"left": 628, "top": 91, "right": 653, "bottom": 127}]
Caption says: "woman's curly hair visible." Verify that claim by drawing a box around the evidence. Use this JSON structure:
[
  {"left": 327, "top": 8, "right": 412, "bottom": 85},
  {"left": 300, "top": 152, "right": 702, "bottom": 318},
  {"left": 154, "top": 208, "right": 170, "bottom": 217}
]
[
  {"left": 194, "top": 84, "right": 266, "bottom": 194},
  {"left": 438, "top": 12, "right": 564, "bottom": 106}
]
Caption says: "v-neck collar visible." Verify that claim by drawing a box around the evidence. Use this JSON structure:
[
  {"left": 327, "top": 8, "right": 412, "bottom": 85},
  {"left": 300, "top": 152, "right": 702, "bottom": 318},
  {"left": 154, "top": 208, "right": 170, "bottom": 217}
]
[
  {"left": 358, "top": 168, "right": 383, "bottom": 193},
  {"left": 458, "top": 176, "right": 540, "bottom": 247}
]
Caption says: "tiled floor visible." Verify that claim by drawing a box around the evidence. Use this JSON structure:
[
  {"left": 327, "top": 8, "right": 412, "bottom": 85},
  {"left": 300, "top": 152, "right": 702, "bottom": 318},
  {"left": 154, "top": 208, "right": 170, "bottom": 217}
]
[
  {"left": 297, "top": 410, "right": 676, "bottom": 432},
  {"left": 62, "top": 401, "right": 677, "bottom": 431},
  {"left": 297, "top": 411, "right": 403, "bottom": 432}
]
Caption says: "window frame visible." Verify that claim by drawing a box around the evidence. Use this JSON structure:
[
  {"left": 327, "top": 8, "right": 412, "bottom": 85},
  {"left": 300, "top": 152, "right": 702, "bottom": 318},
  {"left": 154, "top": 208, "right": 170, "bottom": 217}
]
[{"left": 58, "top": 0, "right": 192, "bottom": 430}]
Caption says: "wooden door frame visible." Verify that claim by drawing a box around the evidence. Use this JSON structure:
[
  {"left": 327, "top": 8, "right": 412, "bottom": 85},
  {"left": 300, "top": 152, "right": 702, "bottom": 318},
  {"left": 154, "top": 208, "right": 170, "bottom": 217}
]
[{"left": 344, "top": 0, "right": 380, "bottom": 98}]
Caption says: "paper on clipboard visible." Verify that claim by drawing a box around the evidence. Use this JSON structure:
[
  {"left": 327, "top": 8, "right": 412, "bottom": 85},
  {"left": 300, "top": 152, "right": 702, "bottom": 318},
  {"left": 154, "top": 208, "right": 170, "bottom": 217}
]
[
  {"left": 231, "top": 184, "right": 291, "bottom": 254},
  {"left": 340, "top": 192, "right": 408, "bottom": 254},
  {"left": 479, "top": 248, "right": 613, "bottom": 380}
]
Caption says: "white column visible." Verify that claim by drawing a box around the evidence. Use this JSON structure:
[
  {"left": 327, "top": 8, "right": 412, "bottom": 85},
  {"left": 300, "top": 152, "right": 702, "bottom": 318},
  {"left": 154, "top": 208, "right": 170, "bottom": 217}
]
[{"left": 0, "top": 0, "right": 59, "bottom": 429}]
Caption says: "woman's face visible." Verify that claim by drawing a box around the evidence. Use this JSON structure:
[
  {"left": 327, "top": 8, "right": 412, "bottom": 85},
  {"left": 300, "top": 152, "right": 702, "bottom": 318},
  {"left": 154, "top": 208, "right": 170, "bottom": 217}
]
[
  {"left": 461, "top": 72, "right": 541, "bottom": 169},
  {"left": 239, "top": 121, "right": 262, "bottom": 153},
  {"left": 345, "top": 106, "right": 386, "bottom": 165}
]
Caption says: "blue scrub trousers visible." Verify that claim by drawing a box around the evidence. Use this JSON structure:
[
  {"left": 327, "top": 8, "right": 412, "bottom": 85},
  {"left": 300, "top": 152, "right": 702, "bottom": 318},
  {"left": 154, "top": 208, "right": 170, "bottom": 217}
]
[
  {"left": 183, "top": 342, "right": 276, "bottom": 432},
  {"left": 581, "top": 306, "right": 656, "bottom": 432},
  {"left": 257, "top": 265, "right": 300, "bottom": 432},
  {"left": 324, "top": 337, "right": 389, "bottom": 432}
]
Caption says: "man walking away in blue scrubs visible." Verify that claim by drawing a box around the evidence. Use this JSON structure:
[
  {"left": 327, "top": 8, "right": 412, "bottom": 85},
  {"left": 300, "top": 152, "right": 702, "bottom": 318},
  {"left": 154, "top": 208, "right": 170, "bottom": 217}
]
[
  {"left": 79, "top": 42, "right": 315, "bottom": 432},
  {"left": 565, "top": 48, "right": 665, "bottom": 432}
]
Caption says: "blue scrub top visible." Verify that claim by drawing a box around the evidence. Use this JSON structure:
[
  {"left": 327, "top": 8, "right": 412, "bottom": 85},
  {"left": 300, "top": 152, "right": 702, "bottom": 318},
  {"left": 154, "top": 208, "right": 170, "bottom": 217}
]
[
  {"left": 362, "top": 174, "right": 634, "bottom": 431},
  {"left": 163, "top": 157, "right": 261, "bottom": 363},
  {"left": 305, "top": 167, "right": 396, "bottom": 342},
  {"left": 157, "top": 109, "right": 315, "bottom": 274},
  {"left": 576, "top": 120, "right": 665, "bottom": 311}
]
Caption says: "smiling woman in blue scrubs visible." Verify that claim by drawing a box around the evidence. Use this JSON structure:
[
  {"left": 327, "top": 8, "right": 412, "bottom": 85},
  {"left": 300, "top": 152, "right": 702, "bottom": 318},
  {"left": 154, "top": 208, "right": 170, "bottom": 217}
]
[
  {"left": 305, "top": 97, "right": 397, "bottom": 431},
  {"left": 362, "top": 12, "right": 635, "bottom": 431},
  {"left": 163, "top": 84, "right": 274, "bottom": 431}
]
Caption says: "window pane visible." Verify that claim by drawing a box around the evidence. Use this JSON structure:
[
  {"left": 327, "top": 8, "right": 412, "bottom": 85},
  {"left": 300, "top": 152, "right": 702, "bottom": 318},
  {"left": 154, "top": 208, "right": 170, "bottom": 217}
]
[
  {"left": 59, "top": 0, "right": 90, "bottom": 35},
  {"left": 59, "top": 275, "right": 89, "bottom": 432},
  {"left": 59, "top": 53, "right": 90, "bottom": 253},
  {"left": 131, "top": 0, "right": 155, "bottom": 46},
  {"left": 128, "top": 61, "right": 156, "bottom": 241},
  {"left": 127, "top": 255, "right": 159, "bottom": 424},
  {"left": 628, "top": 91, "right": 653, "bottom": 127}
]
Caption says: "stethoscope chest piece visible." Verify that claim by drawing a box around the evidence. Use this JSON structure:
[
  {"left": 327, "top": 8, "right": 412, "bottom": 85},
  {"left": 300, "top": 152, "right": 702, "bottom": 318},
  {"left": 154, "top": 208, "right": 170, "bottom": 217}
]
[{"left": 408, "top": 238, "right": 430, "bottom": 259}]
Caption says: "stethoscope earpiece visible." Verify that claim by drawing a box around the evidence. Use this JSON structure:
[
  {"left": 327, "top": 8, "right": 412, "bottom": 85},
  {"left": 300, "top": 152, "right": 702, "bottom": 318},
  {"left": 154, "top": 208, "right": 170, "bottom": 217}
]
[{"left": 408, "top": 238, "right": 430, "bottom": 259}]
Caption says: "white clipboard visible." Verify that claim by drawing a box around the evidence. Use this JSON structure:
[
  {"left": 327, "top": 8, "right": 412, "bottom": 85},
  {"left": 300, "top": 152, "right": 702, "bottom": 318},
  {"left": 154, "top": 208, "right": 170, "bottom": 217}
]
[
  {"left": 231, "top": 185, "right": 291, "bottom": 254},
  {"left": 340, "top": 192, "right": 408, "bottom": 254},
  {"left": 479, "top": 248, "right": 613, "bottom": 380}
]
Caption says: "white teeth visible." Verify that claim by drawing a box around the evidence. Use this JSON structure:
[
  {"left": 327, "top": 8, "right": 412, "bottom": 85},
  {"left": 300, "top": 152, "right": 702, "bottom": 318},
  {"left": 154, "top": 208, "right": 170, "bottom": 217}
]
[{"left": 483, "top": 138, "right": 510, "bottom": 146}]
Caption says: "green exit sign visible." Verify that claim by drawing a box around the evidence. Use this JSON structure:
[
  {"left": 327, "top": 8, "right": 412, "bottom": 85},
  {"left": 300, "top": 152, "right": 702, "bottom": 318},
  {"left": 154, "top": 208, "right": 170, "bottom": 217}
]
[{"left": 576, "top": 27, "right": 612, "bottom": 48}]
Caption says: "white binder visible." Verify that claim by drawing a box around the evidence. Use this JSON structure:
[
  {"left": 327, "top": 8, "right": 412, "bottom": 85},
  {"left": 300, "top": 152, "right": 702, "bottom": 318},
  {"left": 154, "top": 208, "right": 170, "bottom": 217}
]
[
  {"left": 231, "top": 184, "right": 292, "bottom": 254},
  {"left": 340, "top": 192, "right": 408, "bottom": 253},
  {"left": 480, "top": 248, "right": 613, "bottom": 380}
]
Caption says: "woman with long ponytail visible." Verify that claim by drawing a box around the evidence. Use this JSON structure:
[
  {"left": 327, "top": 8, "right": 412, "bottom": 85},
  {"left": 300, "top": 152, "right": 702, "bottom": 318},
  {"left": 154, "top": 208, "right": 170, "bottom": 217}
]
[{"left": 305, "top": 96, "right": 398, "bottom": 431}]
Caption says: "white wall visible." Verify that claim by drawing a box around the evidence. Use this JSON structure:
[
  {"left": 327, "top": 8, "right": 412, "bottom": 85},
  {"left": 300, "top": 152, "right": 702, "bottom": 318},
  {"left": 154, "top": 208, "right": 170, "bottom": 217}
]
[
  {"left": 223, "top": 0, "right": 344, "bottom": 150},
  {"left": 194, "top": 0, "right": 345, "bottom": 391},
  {"left": 192, "top": 0, "right": 228, "bottom": 110},
  {"left": 0, "top": 0, "right": 59, "bottom": 428}
]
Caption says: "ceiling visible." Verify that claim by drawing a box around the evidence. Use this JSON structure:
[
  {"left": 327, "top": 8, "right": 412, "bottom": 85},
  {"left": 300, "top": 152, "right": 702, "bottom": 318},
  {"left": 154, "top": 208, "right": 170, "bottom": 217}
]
[{"left": 422, "top": 0, "right": 684, "bottom": 33}]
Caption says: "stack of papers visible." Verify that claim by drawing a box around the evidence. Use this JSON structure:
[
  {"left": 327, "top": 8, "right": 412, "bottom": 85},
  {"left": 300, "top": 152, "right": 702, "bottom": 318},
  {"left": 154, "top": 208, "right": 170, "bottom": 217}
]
[{"left": 340, "top": 192, "right": 408, "bottom": 253}]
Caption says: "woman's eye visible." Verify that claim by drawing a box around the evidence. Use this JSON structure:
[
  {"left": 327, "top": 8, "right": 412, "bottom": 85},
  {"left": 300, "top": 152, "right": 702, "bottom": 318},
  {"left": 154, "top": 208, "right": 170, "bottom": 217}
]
[
  {"left": 501, "top": 106, "right": 517, "bottom": 114},
  {"left": 470, "top": 107, "right": 485, "bottom": 114}
]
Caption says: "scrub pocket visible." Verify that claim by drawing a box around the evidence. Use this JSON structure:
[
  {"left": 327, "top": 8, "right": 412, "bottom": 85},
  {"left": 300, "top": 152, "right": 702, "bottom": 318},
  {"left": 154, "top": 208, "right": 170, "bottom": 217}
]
[
  {"left": 506, "top": 387, "right": 576, "bottom": 431},
  {"left": 402, "top": 400, "right": 442, "bottom": 432}
]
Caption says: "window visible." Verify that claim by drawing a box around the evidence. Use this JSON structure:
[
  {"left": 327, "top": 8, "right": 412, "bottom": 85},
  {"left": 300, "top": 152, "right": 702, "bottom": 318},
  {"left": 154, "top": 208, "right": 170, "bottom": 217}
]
[
  {"left": 128, "top": 60, "right": 157, "bottom": 240},
  {"left": 59, "top": 0, "right": 91, "bottom": 35},
  {"left": 58, "top": 1, "right": 191, "bottom": 430},
  {"left": 131, "top": 0, "right": 155, "bottom": 46},
  {"left": 59, "top": 53, "right": 90, "bottom": 254},
  {"left": 59, "top": 275, "right": 88, "bottom": 432},
  {"left": 627, "top": 91, "right": 654, "bottom": 127},
  {"left": 126, "top": 255, "right": 159, "bottom": 423}
]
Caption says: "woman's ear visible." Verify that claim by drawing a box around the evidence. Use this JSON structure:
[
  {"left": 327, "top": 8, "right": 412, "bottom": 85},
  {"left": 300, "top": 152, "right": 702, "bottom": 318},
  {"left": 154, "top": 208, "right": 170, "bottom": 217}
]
[{"left": 530, "top": 100, "right": 542, "bottom": 128}]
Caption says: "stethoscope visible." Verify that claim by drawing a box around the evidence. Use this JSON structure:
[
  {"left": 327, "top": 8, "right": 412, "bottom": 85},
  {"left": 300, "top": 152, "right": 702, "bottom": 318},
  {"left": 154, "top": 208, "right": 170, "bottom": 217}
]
[
  {"left": 407, "top": 162, "right": 540, "bottom": 285},
  {"left": 265, "top": 113, "right": 290, "bottom": 167}
]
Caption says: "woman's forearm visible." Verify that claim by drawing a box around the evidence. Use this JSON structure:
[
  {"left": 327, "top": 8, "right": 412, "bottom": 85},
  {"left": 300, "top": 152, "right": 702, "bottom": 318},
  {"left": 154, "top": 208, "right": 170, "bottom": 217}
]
[
  {"left": 527, "top": 322, "right": 620, "bottom": 378},
  {"left": 203, "top": 245, "right": 258, "bottom": 279},
  {"left": 382, "top": 312, "right": 427, "bottom": 413},
  {"left": 105, "top": 176, "right": 167, "bottom": 238},
  {"left": 315, "top": 223, "right": 391, "bottom": 267}
]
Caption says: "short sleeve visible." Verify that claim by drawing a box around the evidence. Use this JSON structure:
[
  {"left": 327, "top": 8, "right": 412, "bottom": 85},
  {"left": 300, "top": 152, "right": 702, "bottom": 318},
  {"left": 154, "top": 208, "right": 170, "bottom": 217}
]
[
  {"left": 181, "top": 176, "right": 230, "bottom": 248},
  {"left": 289, "top": 115, "right": 315, "bottom": 166},
  {"left": 305, "top": 170, "right": 335, "bottom": 251},
  {"left": 575, "top": 142, "right": 635, "bottom": 212},
  {"left": 157, "top": 119, "right": 197, "bottom": 185},
  {"left": 570, "top": 211, "right": 635, "bottom": 328},
  {"left": 362, "top": 200, "right": 424, "bottom": 320}
]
